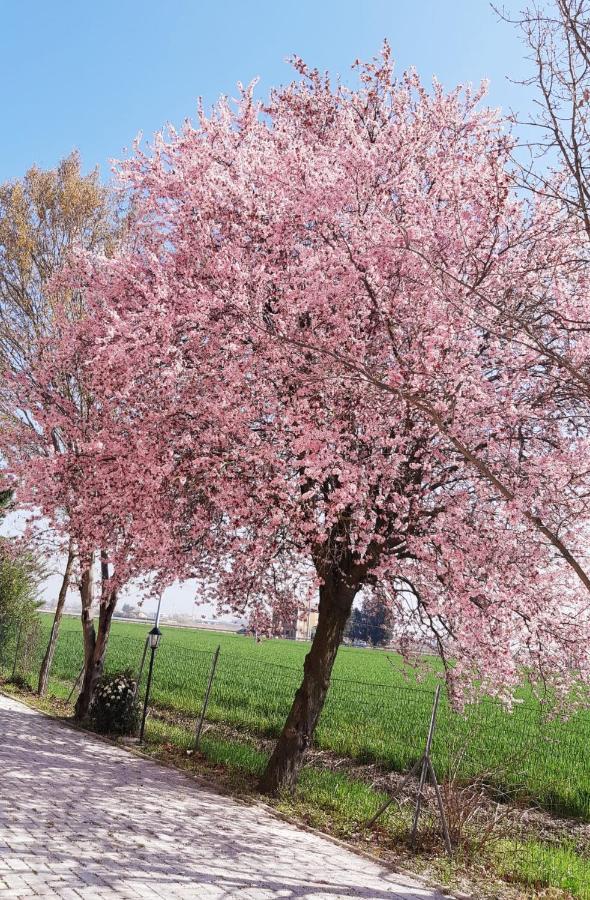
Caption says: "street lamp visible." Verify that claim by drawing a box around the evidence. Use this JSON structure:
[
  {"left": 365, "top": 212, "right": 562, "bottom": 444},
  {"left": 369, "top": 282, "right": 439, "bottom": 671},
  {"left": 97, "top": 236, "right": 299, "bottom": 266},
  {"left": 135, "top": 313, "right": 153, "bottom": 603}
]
[{"left": 139, "top": 625, "right": 162, "bottom": 742}]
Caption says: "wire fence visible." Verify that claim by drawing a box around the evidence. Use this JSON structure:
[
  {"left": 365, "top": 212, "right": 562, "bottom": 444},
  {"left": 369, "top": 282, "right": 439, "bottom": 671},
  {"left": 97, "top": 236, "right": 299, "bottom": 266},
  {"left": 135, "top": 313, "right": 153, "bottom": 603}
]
[{"left": 2, "top": 619, "right": 590, "bottom": 821}]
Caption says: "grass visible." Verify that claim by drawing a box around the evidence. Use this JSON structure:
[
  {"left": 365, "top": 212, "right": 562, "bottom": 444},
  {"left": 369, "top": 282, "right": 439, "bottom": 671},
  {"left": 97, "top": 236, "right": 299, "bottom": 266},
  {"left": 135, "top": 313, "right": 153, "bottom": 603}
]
[
  {"left": 11, "top": 612, "right": 590, "bottom": 820},
  {"left": 495, "top": 840, "right": 590, "bottom": 899}
]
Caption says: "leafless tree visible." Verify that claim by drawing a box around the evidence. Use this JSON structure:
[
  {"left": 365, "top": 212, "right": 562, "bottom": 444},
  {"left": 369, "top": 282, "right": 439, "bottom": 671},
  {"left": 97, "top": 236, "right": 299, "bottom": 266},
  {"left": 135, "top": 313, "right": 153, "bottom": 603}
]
[{"left": 498, "top": 1, "right": 590, "bottom": 238}]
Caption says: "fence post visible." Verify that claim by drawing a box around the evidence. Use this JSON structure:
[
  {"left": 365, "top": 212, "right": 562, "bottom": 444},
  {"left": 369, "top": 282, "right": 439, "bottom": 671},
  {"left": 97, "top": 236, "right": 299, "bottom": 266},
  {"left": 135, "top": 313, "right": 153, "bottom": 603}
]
[
  {"left": 11, "top": 622, "right": 23, "bottom": 681},
  {"left": 66, "top": 665, "right": 85, "bottom": 705},
  {"left": 366, "top": 756, "right": 424, "bottom": 827},
  {"left": 195, "top": 645, "right": 220, "bottom": 749},
  {"left": 366, "top": 683, "right": 452, "bottom": 856},
  {"left": 427, "top": 757, "right": 452, "bottom": 855},
  {"left": 410, "top": 685, "right": 441, "bottom": 846}
]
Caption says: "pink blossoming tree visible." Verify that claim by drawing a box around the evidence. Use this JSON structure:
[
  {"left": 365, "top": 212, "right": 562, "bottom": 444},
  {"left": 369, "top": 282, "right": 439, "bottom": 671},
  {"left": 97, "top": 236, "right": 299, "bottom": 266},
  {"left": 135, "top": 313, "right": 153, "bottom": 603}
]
[
  {"left": 0, "top": 328, "right": 123, "bottom": 718},
  {"left": 16, "top": 47, "right": 590, "bottom": 791},
  {"left": 0, "top": 155, "right": 120, "bottom": 709}
]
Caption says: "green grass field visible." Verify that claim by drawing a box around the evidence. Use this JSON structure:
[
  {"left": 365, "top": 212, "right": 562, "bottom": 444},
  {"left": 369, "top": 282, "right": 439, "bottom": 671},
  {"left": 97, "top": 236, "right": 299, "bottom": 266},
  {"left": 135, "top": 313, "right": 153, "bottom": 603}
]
[{"left": 21, "top": 613, "right": 590, "bottom": 819}]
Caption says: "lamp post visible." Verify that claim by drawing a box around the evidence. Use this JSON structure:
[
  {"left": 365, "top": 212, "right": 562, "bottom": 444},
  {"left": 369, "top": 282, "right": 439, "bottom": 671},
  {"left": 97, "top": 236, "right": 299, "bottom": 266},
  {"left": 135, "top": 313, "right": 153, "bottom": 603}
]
[{"left": 139, "top": 625, "right": 162, "bottom": 743}]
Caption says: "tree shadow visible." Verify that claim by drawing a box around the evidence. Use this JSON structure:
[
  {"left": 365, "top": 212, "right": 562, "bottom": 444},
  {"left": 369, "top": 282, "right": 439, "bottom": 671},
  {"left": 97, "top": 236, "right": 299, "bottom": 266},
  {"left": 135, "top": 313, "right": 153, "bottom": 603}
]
[{"left": 0, "top": 698, "right": 448, "bottom": 899}]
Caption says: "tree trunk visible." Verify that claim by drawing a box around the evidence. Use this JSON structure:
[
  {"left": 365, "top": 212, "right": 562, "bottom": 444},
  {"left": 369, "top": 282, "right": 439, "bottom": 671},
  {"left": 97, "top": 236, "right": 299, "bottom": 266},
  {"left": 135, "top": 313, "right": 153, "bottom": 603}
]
[
  {"left": 74, "top": 552, "right": 117, "bottom": 720},
  {"left": 259, "top": 575, "right": 358, "bottom": 795},
  {"left": 74, "top": 562, "right": 96, "bottom": 720},
  {"left": 38, "top": 543, "right": 75, "bottom": 696}
]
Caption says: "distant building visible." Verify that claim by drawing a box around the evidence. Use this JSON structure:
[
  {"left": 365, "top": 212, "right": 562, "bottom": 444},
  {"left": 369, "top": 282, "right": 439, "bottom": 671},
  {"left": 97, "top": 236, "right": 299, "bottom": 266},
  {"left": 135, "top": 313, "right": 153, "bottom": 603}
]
[{"left": 280, "top": 604, "right": 319, "bottom": 641}]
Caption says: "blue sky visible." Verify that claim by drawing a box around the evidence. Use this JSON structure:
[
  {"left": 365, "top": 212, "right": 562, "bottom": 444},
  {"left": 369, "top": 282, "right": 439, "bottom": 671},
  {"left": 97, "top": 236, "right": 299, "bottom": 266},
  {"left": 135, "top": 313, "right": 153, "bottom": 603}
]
[
  {"left": 1, "top": 1, "right": 530, "bottom": 184},
  {"left": 1, "top": 1, "right": 532, "bottom": 617}
]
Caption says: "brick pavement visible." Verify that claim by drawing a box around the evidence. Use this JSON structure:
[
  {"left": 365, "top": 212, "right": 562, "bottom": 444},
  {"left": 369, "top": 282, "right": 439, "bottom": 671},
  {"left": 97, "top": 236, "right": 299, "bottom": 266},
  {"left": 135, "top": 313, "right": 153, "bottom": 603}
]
[{"left": 0, "top": 693, "right": 452, "bottom": 899}]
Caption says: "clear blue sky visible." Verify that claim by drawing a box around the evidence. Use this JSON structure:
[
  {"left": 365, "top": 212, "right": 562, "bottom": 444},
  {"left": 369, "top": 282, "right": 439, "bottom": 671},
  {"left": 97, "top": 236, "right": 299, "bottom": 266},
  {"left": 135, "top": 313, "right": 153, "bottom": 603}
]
[{"left": 1, "top": 0, "right": 530, "bottom": 184}]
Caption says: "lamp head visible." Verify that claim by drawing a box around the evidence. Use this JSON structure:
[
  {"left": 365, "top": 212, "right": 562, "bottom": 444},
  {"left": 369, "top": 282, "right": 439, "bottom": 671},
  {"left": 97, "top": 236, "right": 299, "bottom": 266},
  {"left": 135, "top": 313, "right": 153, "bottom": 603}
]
[{"left": 148, "top": 626, "right": 162, "bottom": 650}]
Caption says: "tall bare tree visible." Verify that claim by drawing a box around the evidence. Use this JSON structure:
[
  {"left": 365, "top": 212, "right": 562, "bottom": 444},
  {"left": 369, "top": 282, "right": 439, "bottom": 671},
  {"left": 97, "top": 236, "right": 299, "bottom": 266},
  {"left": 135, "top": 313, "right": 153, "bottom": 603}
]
[{"left": 499, "top": 1, "right": 590, "bottom": 234}]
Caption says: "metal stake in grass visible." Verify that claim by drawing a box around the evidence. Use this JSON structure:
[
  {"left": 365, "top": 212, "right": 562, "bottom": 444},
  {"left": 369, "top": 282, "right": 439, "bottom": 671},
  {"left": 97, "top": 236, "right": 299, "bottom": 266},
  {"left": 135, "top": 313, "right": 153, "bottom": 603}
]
[
  {"left": 66, "top": 665, "right": 85, "bottom": 705},
  {"left": 366, "top": 685, "right": 452, "bottom": 856},
  {"left": 409, "top": 687, "right": 440, "bottom": 847},
  {"left": 195, "top": 645, "right": 220, "bottom": 750}
]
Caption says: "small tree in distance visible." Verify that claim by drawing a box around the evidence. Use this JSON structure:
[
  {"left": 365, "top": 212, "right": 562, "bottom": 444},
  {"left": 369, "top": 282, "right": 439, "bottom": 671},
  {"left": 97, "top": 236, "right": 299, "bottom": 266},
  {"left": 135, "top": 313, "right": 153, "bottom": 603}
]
[{"left": 346, "top": 596, "right": 394, "bottom": 647}]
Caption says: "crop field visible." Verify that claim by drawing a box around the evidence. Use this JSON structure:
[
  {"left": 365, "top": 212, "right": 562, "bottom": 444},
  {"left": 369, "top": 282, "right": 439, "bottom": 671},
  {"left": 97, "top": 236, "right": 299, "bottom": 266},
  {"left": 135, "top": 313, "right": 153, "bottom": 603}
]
[{"left": 22, "top": 614, "right": 590, "bottom": 819}]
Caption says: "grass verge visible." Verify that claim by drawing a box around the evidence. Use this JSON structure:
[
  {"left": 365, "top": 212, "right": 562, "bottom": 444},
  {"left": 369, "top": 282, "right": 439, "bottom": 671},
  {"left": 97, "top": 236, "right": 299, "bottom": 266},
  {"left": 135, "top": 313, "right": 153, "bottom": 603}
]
[{"left": 494, "top": 840, "right": 590, "bottom": 899}]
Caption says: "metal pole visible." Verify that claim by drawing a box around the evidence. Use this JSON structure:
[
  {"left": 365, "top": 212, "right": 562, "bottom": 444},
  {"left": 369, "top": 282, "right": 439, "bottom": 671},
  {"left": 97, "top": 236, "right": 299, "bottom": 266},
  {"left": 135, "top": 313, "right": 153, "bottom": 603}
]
[
  {"left": 139, "top": 646, "right": 156, "bottom": 743},
  {"left": 366, "top": 684, "right": 451, "bottom": 854},
  {"left": 365, "top": 756, "right": 423, "bottom": 826},
  {"left": 410, "top": 757, "right": 429, "bottom": 846},
  {"left": 425, "top": 685, "right": 442, "bottom": 757},
  {"left": 410, "top": 685, "right": 442, "bottom": 847},
  {"left": 154, "top": 594, "right": 163, "bottom": 628},
  {"left": 11, "top": 622, "right": 23, "bottom": 680},
  {"left": 195, "top": 645, "right": 220, "bottom": 749},
  {"left": 134, "top": 636, "right": 149, "bottom": 699},
  {"left": 66, "top": 665, "right": 85, "bottom": 704},
  {"left": 427, "top": 757, "right": 453, "bottom": 855}
]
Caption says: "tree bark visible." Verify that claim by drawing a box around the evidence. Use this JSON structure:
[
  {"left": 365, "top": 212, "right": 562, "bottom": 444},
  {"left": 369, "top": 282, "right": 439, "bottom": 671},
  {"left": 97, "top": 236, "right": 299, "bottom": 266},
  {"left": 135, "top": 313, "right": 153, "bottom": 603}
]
[
  {"left": 74, "top": 561, "right": 96, "bottom": 720},
  {"left": 74, "top": 552, "right": 118, "bottom": 720},
  {"left": 259, "top": 574, "right": 358, "bottom": 795},
  {"left": 38, "top": 543, "right": 75, "bottom": 696}
]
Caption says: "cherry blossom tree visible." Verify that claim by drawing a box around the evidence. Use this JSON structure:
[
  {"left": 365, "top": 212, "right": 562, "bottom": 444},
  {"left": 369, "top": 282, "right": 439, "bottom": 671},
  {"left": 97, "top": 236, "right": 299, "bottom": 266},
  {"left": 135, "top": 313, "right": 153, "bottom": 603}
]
[
  {"left": 29, "top": 47, "right": 590, "bottom": 791},
  {"left": 0, "top": 154, "right": 120, "bottom": 710}
]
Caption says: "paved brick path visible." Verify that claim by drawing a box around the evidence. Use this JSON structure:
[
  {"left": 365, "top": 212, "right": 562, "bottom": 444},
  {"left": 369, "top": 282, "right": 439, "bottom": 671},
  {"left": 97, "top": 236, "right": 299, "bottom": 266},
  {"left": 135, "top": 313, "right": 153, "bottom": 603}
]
[{"left": 0, "top": 694, "right": 452, "bottom": 899}]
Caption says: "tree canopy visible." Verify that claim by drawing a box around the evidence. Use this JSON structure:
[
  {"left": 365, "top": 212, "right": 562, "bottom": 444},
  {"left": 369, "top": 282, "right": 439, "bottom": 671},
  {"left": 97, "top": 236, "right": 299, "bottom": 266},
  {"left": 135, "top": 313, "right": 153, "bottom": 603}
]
[{"left": 5, "top": 47, "right": 590, "bottom": 788}]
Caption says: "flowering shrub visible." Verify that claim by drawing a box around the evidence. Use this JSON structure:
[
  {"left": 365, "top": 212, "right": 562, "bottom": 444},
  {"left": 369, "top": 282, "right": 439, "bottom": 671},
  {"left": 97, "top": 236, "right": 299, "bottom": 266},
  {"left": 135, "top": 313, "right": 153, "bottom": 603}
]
[{"left": 90, "top": 670, "right": 139, "bottom": 735}]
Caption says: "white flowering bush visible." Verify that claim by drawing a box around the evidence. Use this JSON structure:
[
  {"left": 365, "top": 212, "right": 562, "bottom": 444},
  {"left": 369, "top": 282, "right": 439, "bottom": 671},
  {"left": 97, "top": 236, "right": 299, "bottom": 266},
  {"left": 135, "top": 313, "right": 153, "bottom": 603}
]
[{"left": 90, "top": 670, "right": 140, "bottom": 735}]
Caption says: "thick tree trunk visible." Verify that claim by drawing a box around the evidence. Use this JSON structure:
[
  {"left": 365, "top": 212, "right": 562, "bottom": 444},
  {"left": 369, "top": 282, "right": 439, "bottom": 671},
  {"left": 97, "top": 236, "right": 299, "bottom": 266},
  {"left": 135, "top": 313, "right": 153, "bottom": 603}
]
[
  {"left": 259, "top": 575, "right": 358, "bottom": 795},
  {"left": 73, "top": 552, "right": 118, "bottom": 720},
  {"left": 38, "top": 543, "right": 75, "bottom": 696}
]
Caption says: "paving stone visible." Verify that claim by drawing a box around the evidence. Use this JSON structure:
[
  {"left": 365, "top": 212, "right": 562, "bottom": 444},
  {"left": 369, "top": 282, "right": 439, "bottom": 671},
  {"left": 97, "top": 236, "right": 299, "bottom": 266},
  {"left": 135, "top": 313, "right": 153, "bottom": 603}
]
[{"left": 0, "top": 693, "right": 451, "bottom": 899}]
